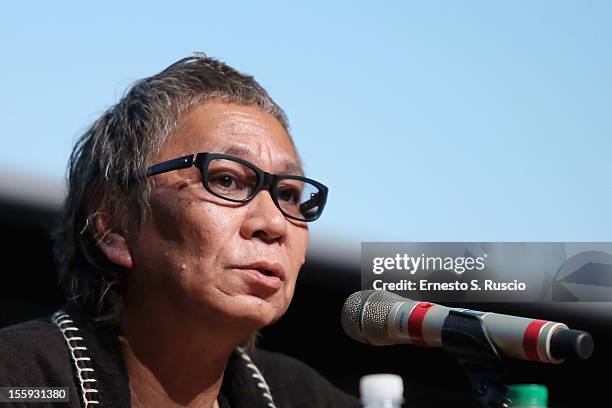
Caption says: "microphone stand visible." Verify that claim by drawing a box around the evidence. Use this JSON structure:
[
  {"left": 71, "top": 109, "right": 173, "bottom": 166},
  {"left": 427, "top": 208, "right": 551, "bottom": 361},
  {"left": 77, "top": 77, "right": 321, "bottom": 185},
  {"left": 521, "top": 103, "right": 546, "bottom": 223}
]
[{"left": 441, "top": 310, "right": 512, "bottom": 408}]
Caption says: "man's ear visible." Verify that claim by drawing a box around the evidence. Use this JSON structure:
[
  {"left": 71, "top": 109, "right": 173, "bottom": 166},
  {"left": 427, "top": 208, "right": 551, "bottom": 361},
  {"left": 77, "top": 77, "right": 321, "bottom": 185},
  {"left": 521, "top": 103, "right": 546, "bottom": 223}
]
[{"left": 95, "top": 214, "right": 133, "bottom": 269}]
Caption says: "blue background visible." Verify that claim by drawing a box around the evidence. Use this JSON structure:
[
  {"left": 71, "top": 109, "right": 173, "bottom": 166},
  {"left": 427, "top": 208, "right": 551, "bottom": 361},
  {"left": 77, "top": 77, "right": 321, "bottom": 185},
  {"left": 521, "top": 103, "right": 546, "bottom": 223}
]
[{"left": 1, "top": 1, "right": 611, "bottom": 250}]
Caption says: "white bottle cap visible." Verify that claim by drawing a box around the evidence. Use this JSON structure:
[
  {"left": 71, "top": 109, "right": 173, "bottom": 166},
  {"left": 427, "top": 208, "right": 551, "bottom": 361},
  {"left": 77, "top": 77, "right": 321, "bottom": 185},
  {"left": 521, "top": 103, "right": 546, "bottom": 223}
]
[{"left": 360, "top": 374, "right": 404, "bottom": 403}]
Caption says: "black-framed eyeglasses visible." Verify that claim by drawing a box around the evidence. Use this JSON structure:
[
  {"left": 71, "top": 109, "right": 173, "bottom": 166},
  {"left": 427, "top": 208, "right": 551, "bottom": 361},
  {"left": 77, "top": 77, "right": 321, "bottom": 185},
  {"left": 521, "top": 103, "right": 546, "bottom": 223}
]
[{"left": 144, "top": 153, "right": 328, "bottom": 222}]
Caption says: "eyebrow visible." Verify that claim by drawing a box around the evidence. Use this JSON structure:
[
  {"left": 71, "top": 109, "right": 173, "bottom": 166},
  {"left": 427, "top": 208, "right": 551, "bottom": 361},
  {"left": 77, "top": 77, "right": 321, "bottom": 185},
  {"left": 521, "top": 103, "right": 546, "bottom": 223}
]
[{"left": 219, "top": 145, "right": 304, "bottom": 176}]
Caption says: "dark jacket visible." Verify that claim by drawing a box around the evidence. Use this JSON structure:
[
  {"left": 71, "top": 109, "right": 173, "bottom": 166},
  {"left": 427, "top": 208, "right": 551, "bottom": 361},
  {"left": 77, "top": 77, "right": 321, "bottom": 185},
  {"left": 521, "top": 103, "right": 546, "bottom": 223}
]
[{"left": 0, "top": 302, "right": 359, "bottom": 408}]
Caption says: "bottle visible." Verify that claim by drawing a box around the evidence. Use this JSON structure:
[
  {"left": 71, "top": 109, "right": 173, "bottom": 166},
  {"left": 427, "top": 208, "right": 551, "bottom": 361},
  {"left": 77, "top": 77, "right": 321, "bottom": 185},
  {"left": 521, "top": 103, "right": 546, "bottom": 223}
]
[
  {"left": 508, "top": 384, "right": 549, "bottom": 408},
  {"left": 360, "top": 374, "right": 404, "bottom": 408}
]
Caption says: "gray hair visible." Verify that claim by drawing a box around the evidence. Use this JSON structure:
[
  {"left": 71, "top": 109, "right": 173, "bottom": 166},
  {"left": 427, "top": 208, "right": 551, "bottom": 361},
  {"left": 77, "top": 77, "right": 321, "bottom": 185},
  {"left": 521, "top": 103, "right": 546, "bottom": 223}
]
[{"left": 53, "top": 53, "right": 291, "bottom": 323}]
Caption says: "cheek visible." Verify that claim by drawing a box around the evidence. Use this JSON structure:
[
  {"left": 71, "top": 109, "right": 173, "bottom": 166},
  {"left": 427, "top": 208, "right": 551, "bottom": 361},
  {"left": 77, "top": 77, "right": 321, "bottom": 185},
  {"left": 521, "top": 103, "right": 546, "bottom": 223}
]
[
  {"left": 287, "top": 227, "right": 310, "bottom": 274},
  {"left": 173, "top": 200, "right": 244, "bottom": 268},
  {"left": 141, "top": 193, "right": 244, "bottom": 273}
]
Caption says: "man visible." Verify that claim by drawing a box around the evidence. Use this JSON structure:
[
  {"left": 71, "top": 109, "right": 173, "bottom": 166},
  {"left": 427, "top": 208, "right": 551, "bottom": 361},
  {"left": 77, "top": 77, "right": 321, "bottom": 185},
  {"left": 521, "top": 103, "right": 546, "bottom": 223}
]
[{"left": 0, "top": 54, "right": 359, "bottom": 407}]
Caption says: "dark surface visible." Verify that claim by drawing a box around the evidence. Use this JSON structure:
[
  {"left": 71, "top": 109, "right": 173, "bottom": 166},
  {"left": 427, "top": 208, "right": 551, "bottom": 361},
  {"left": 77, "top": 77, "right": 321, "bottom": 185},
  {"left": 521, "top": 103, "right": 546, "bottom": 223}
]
[
  {"left": 550, "top": 329, "right": 594, "bottom": 361},
  {"left": 0, "top": 202, "right": 608, "bottom": 407},
  {"left": 0, "top": 200, "right": 64, "bottom": 327},
  {"left": 261, "top": 268, "right": 610, "bottom": 407}
]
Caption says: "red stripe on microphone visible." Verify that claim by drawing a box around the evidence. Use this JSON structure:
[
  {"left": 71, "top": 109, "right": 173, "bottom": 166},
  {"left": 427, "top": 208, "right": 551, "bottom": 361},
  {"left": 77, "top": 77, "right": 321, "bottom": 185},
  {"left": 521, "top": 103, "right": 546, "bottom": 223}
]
[
  {"left": 408, "top": 302, "right": 434, "bottom": 346},
  {"left": 523, "top": 320, "right": 548, "bottom": 361}
]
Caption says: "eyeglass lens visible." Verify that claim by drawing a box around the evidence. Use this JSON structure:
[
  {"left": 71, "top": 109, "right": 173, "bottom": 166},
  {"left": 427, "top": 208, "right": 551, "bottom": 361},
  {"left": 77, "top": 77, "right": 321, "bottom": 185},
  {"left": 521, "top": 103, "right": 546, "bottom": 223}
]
[{"left": 205, "top": 157, "right": 323, "bottom": 221}]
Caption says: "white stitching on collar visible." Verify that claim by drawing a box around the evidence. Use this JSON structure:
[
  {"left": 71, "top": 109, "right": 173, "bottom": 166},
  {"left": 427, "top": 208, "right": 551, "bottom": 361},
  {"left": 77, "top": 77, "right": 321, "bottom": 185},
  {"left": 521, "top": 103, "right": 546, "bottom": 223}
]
[
  {"left": 52, "top": 310, "right": 100, "bottom": 407},
  {"left": 236, "top": 347, "right": 277, "bottom": 408}
]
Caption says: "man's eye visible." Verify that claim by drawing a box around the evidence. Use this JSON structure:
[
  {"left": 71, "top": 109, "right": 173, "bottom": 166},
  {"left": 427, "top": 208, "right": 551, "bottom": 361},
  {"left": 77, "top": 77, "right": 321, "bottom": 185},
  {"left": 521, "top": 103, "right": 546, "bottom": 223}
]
[
  {"left": 278, "top": 187, "right": 301, "bottom": 203},
  {"left": 210, "top": 174, "right": 240, "bottom": 189}
]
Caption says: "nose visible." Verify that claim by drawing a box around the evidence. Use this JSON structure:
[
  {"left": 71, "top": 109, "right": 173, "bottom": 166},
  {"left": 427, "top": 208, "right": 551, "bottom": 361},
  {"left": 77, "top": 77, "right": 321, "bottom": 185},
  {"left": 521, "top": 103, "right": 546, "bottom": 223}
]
[{"left": 240, "top": 189, "right": 288, "bottom": 244}]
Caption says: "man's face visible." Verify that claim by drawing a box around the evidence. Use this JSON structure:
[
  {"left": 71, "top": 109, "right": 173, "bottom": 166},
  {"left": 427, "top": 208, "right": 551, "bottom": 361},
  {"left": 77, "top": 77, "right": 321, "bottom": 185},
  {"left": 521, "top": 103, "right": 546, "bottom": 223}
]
[{"left": 126, "top": 101, "right": 309, "bottom": 332}]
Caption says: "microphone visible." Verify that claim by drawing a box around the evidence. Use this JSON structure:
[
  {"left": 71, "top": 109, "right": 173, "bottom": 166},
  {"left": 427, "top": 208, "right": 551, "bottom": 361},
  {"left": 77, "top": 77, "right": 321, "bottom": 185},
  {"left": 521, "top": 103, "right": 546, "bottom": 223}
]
[{"left": 341, "top": 290, "right": 594, "bottom": 364}]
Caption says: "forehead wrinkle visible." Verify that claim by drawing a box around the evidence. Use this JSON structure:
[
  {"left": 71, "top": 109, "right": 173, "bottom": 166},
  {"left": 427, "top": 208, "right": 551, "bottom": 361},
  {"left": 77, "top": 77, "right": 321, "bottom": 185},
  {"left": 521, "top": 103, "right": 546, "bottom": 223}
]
[
  {"left": 180, "top": 103, "right": 303, "bottom": 175},
  {"left": 218, "top": 145, "right": 304, "bottom": 176},
  {"left": 212, "top": 110, "right": 266, "bottom": 138}
]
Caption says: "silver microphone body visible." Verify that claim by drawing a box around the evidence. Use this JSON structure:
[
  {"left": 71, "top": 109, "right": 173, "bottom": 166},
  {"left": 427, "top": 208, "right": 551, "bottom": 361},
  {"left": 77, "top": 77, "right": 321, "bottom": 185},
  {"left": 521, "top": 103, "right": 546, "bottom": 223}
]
[{"left": 341, "top": 290, "right": 593, "bottom": 364}]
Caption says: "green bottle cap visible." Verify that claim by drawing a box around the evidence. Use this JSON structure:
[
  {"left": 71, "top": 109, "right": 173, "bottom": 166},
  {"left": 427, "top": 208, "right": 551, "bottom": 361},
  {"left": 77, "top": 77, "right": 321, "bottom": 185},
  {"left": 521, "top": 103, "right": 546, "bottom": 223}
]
[{"left": 508, "top": 384, "right": 548, "bottom": 407}]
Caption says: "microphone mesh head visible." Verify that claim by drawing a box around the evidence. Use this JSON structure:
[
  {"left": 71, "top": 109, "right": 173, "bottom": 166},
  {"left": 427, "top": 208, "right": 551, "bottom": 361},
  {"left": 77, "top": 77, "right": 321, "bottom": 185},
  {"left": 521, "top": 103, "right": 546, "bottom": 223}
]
[
  {"left": 341, "top": 290, "right": 375, "bottom": 343},
  {"left": 341, "top": 290, "right": 404, "bottom": 346}
]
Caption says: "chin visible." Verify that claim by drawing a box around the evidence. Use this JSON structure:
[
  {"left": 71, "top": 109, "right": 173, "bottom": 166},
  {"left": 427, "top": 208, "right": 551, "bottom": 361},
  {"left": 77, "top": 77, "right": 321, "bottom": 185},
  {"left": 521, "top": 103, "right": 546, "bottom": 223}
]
[
  {"left": 195, "top": 286, "right": 291, "bottom": 333},
  {"left": 230, "top": 294, "right": 286, "bottom": 328}
]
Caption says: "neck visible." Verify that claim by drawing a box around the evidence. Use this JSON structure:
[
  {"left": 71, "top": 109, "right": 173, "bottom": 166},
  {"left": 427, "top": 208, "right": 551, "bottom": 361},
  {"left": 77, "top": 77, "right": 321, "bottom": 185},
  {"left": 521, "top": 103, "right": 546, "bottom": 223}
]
[{"left": 118, "top": 299, "right": 250, "bottom": 408}]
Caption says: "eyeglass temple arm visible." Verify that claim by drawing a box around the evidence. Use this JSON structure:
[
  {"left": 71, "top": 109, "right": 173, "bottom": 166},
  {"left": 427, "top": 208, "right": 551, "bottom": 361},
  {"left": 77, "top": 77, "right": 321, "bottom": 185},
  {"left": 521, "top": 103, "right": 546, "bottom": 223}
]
[{"left": 146, "top": 155, "right": 195, "bottom": 177}]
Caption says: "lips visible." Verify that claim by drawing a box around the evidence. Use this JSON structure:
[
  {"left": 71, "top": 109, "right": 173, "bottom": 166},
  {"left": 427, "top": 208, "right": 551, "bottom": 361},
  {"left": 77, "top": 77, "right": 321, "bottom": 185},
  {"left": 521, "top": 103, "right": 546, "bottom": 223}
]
[
  {"left": 239, "top": 262, "right": 286, "bottom": 281},
  {"left": 230, "top": 262, "right": 286, "bottom": 292}
]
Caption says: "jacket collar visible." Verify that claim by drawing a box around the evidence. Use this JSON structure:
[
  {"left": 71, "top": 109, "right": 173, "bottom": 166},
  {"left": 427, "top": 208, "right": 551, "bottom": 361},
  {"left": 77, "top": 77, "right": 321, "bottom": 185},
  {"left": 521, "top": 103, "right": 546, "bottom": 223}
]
[{"left": 56, "top": 302, "right": 274, "bottom": 408}]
